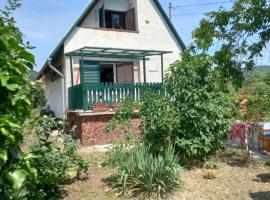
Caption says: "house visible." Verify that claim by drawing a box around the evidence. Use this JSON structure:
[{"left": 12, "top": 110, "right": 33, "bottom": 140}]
[{"left": 37, "top": 0, "right": 185, "bottom": 145}]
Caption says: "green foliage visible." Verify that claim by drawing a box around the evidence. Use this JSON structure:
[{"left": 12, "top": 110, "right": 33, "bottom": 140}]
[
  {"left": 141, "top": 52, "right": 234, "bottom": 161},
  {"left": 106, "top": 98, "right": 137, "bottom": 143},
  {"left": 22, "top": 116, "right": 89, "bottom": 199},
  {"left": 192, "top": 0, "right": 270, "bottom": 89},
  {"left": 265, "top": 159, "right": 270, "bottom": 166},
  {"left": 105, "top": 143, "right": 129, "bottom": 168},
  {"left": 27, "top": 82, "right": 45, "bottom": 109},
  {"left": 204, "top": 159, "right": 218, "bottom": 169},
  {"left": 140, "top": 92, "right": 179, "bottom": 154},
  {"left": 109, "top": 145, "right": 181, "bottom": 199},
  {"left": 240, "top": 70, "right": 270, "bottom": 121},
  {"left": 0, "top": 1, "right": 37, "bottom": 198},
  {"left": 40, "top": 105, "right": 55, "bottom": 118}
]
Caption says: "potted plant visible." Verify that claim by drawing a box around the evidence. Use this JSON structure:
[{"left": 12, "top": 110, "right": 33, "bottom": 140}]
[{"left": 92, "top": 103, "right": 110, "bottom": 112}]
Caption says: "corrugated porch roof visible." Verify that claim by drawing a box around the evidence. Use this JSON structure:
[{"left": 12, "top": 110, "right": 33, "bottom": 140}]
[{"left": 65, "top": 46, "right": 172, "bottom": 59}]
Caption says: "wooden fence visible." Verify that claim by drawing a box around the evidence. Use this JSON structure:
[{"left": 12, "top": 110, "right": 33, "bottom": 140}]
[{"left": 68, "top": 82, "right": 164, "bottom": 110}]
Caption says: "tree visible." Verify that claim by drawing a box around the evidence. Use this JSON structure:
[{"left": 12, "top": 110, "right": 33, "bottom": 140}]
[
  {"left": 141, "top": 51, "right": 234, "bottom": 161},
  {"left": 192, "top": 0, "right": 270, "bottom": 89},
  {"left": 0, "top": 0, "right": 36, "bottom": 198}
]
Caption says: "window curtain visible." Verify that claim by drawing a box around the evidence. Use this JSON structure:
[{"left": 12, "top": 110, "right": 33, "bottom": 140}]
[{"left": 116, "top": 63, "right": 134, "bottom": 83}]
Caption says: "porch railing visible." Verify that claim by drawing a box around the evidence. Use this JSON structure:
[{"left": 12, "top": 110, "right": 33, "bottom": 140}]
[{"left": 68, "top": 82, "right": 164, "bottom": 111}]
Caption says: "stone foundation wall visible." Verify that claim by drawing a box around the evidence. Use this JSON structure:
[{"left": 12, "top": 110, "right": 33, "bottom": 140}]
[{"left": 67, "top": 112, "right": 140, "bottom": 145}]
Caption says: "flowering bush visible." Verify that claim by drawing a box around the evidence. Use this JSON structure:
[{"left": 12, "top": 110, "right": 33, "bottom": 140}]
[
  {"left": 230, "top": 123, "right": 251, "bottom": 144},
  {"left": 230, "top": 122, "right": 254, "bottom": 161}
]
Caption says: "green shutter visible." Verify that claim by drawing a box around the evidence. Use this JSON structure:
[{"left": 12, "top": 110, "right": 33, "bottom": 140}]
[{"left": 80, "top": 61, "right": 100, "bottom": 84}]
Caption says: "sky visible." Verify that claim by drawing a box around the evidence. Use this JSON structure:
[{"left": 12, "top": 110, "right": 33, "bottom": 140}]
[{"left": 1, "top": 0, "right": 269, "bottom": 71}]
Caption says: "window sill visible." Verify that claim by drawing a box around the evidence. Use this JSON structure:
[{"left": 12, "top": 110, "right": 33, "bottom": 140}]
[{"left": 84, "top": 27, "right": 139, "bottom": 33}]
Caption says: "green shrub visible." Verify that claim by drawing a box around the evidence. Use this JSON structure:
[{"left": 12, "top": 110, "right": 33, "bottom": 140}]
[
  {"left": 105, "top": 143, "right": 129, "bottom": 168},
  {"left": 109, "top": 145, "right": 181, "bottom": 199},
  {"left": 27, "top": 82, "right": 45, "bottom": 109},
  {"left": 204, "top": 159, "right": 218, "bottom": 169},
  {"left": 265, "top": 159, "right": 270, "bottom": 166},
  {"left": 0, "top": 1, "right": 37, "bottom": 198},
  {"left": 22, "top": 116, "right": 89, "bottom": 199},
  {"left": 106, "top": 98, "right": 137, "bottom": 144},
  {"left": 140, "top": 92, "right": 179, "bottom": 154},
  {"left": 141, "top": 52, "right": 234, "bottom": 162}
]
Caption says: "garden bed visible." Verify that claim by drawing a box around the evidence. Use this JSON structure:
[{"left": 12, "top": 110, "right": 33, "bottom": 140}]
[{"left": 62, "top": 150, "right": 270, "bottom": 200}]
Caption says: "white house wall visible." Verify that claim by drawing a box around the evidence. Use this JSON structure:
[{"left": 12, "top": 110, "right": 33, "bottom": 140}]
[
  {"left": 45, "top": 78, "right": 63, "bottom": 119},
  {"left": 63, "top": 0, "right": 182, "bottom": 112}
]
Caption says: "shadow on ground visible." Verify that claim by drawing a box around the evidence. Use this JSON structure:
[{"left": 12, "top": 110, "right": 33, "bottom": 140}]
[
  {"left": 250, "top": 191, "right": 270, "bottom": 200},
  {"left": 253, "top": 173, "right": 270, "bottom": 183}
]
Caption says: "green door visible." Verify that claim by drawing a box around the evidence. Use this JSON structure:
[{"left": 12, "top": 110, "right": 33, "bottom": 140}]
[{"left": 80, "top": 61, "right": 100, "bottom": 84}]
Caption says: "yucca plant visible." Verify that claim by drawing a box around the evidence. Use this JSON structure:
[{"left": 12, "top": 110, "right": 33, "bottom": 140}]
[{"left": 111, "top": 144, "right": 181, "bottom": 199}]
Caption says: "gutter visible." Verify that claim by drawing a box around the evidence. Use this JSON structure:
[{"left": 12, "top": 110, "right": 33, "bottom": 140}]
[{"left": 47, "top": 58, "right": 66, "bottom": 119}]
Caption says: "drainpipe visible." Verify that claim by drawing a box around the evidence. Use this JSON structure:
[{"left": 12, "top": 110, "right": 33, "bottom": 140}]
[{"left": 47, "top": 58, "right": 66, "bottom": 119}]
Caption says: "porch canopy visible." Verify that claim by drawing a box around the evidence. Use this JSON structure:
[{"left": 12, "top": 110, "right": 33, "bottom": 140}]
[{"left": 65, "top": 46, "right": 173, "bottom": 84}]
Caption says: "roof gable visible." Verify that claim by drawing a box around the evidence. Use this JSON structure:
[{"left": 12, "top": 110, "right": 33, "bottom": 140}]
[{"left": 50, "top": 0, "right": 186, "bottom": 59}]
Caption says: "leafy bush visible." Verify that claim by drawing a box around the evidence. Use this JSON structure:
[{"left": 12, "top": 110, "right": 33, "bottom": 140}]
[
  {"left": 105, "top": 143, "right": 129, "bottom": 168},
  {"left": 240, "top": 71, "right": 270, "bottom": 121},
  {"left": 141, "top": 52, "right": 234, "bottom": 162},
  {"left": 22, "top": 116, "right": 89, "bottom": 199},
  {"left": 0, "top": 1, "right": 37, "bottom": 198},
  {"left": 106, "top": 98, "right": 137, "bottom": 144},
  {"left": 27, "top": 82, "right": 45, "bottom": 109},
  {"left": 109, "top": 145, "right": 181, "bottom": 199},
  {"left": 140, "top": 92, "right": 179, "bottom": 154}
]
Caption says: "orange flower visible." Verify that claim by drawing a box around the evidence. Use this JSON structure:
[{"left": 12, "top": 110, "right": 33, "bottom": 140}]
[{"left": 241, "top": 99, "right": 249, "bottom": 105}]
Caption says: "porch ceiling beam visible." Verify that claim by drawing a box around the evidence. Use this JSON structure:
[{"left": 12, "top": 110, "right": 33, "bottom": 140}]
[
  {"left": 65, "top": 52, "right": 163, "bottom": 58},
  {"left": 66, "top": 53, "right": 148, "bottom": 60},
  {"left": 65, "top": 47, "right": 173, "bottom": 58},
  {"left": 69, "top": 50, "right": 147, "bottom": 58}
]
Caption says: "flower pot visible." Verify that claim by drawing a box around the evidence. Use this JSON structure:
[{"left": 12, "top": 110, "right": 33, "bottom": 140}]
[{"left": 92, "top": 103, "right": 110, "bottom": 112}]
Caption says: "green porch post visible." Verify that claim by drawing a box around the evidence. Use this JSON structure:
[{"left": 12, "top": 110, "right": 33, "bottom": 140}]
[
  {"left": 70, "top": 56, "right": 74, "bottom": 110},
  {"left": 81, "top": 51, "right": 87, "bottom": 110},
  {"left": 161, "top": 54, "right": 164, "bottom": 83},
  {"left": 143, "top": 56, "right": 146, "bottom": 83}
]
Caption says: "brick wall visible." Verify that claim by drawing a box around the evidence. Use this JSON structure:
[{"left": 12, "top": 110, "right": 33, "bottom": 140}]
[{"left": 67, "top": 112, "right": 140, "bottom": 145}]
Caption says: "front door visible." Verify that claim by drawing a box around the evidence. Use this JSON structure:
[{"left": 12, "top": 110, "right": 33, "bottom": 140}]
[{"left": 100, "top": 64, "right": 114, "bottom": 83}]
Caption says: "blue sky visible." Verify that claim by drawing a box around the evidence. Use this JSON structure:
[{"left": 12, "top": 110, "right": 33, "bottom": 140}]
[{"left": 1, "top": 0, "right": 269, "bottom": 70}]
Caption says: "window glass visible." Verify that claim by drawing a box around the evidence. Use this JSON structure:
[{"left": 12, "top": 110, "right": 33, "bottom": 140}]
[{"left": 104, "top": 10, "right": 125, "bottom": 29}]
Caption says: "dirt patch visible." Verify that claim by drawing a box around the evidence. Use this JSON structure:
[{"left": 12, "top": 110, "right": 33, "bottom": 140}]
[
  {"left": 61, "top": 152, "right": 122, "bottom": 200},
  {"left": 62, "top": 150, "right": 270, "bottom": 200},
  {"left": 172, "top": 152, "right": 270, "bottom": 200}
]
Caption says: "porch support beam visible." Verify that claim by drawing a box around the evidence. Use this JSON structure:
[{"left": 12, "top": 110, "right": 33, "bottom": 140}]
[
  {"left": 81, "top": 50, "right": 87, "bottom": 111},
  {"left": 161, "top": 53, "right": 164, "bottom": 83},
  {"left": 143, "top": 56, "right": 146, "bottom": 83},
  {"left": 70, "top": 55, "right": 75, "bottom": 110}
]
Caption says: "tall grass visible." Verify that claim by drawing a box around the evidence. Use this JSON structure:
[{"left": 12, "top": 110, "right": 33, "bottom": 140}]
[{"left": 109, "top": 144, "right": 181, "bottom": 199}]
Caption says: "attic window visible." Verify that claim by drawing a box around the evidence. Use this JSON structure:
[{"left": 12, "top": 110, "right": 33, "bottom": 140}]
[
  {"left": 105, "top": 10, "right": 126, "bottom": 29},
  {"left": 99, "top": 5, "right": 136, "bottom": 31}
]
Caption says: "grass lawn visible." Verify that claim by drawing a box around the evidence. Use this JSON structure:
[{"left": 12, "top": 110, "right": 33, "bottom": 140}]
[{"left": 61, "top": 149, "right": 270, "bottom": 200}]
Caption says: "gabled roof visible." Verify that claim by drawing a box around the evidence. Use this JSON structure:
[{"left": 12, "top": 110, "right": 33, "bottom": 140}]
[{"left": 49, "top": 0, "right": 186, "bottom": 59}]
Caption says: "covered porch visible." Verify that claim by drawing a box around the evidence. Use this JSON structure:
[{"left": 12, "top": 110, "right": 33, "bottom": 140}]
[{"left": 66, "top": 47, "right": 171, "bottom": 111}]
